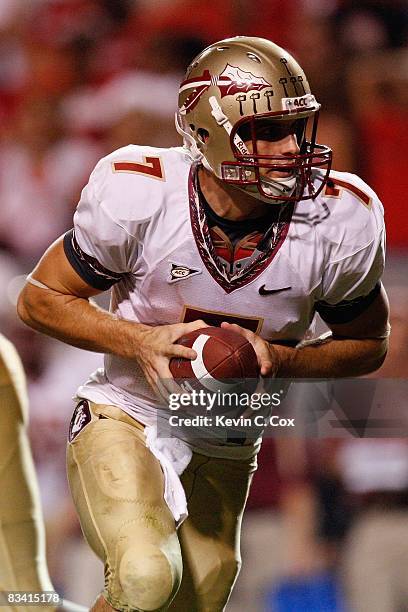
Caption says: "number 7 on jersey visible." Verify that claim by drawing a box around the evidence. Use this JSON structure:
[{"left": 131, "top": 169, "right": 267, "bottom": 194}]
[{"left": 112, "top": 157, "right": 165, "bottom": 181}]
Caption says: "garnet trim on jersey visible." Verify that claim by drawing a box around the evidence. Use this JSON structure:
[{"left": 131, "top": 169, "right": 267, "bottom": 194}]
[
  {"left": 181, "top": 304, "right": 263, "bottom": 333},
  {"left": 316, "top": 282, "right": 381, "bottom": 324},
  {"left": 63, "top": 229, "right": 125, "bottom": 290},
  {"left": 188, "top": 163, "right": 293, "bottom": 293}
]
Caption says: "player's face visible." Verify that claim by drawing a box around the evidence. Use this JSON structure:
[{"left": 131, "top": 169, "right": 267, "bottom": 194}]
[{"left": 240, "top": 119, "right": 301, "bottom": 178}]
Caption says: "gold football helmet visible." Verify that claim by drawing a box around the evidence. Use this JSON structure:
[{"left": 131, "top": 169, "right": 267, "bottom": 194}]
[{"left": 176, "top": 36, "right": 332, "bottom": 202}]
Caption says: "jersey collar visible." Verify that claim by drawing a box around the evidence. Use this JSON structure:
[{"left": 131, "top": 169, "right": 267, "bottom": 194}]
[{"left": 188, "top": 163, "right": 294, "bottom": 294}]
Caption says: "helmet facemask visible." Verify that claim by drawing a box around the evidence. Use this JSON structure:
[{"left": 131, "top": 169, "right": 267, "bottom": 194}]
[{"left": 222, "top": 112, "right": 332, "bottom": 203}]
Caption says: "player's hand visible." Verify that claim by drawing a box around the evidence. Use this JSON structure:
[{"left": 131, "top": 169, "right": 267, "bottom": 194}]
[
  {"left": 132, "top": 319, "right": 207, "bottom": 399},
  {"left": 221, "top": 321, "right": 279, "bottom": 377}
]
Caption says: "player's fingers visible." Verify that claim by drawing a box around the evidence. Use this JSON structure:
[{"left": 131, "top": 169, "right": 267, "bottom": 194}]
[
  {"left": 167, "top": 344, "right": 197, "bottom": 360},
  {"left": 221, "top": 321, "right": 269, "bottom": 372},
  {"left": 260, "top": 357, "right": 274, "bottom": 377},
  {"left": 156, "top": 357, "right": 178, "bottom": 381},
  {"left": 252, "top": 342, "right": 275, "bottom": 377},
  {"left": 156, "top": 362, "right": 185, "bottom": 399},
  {"left": 186, "top": 318, "right": 208, "bottom": 331},
  {"left": 167, "top": 378, "right": 185, "bottom": 397},
  {"left": 221, "top": 321, "right": 253, "bottom": 342},
  {"left": 144, "top": 359, "right": 177, "bottom": 398},
  {"left": 161, "top": 367, "right": 185, "bottom": 398},
  {"left": 170, "top": 319, "right": 207, "bottom": 341}
]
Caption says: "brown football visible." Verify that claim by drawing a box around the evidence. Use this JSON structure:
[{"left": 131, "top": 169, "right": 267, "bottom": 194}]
[{"left": 170, "top": 326, "right": 259, "bottom": 389}]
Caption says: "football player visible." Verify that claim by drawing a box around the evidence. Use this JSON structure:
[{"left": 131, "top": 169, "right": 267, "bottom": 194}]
[
  {"left": 0, "top": 333, "right": 87, "bottom": 612},
  {"left": 0, "top": 332, "right": 54, "bottom": 610},
  {"left": 17, "top": 37, "right": 389, "bottom": 611}
]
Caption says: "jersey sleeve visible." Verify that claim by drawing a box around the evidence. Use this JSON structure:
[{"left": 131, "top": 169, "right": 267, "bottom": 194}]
[
  {"left": 63, "top": 228, "right": 126, "bottom": 290},
  {"left": 66, "top": 146, "right": 167, "bottom": 290},
  {"left": 70, "top": 157, "right": 135, "bottom": 285},
  {"left": 315, "top": 173, "right": 386, "bottom": 324}
]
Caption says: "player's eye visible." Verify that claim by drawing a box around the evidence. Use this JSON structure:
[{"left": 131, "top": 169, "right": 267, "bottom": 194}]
[{"left": 239, "top": 120, "right": 301, "bottom": 143}]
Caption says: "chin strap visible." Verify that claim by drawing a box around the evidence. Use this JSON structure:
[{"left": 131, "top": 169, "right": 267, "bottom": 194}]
[
  {"left": 175, "top": 111, "right": 203, "bottom": 162},
  {"left": 236, "top": 185, "right": 283, "bottom": 204},
  {"left": 237, "top": 173, "right": 297, "bottom": 204},
  {"left": 261, "top": 173, "right": 297, "bottom": 195},
  {"left": 176, "top": 97, "right": 251, "bottom": 172},
  {"left": 208, "top": 96, "right": 251, "bottom": 158}
]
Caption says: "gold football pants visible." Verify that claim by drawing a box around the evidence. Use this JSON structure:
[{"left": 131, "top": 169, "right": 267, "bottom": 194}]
[
  {"left": 66, "top": 402, "right": 256, "bottom": 611},
  {"left": 0, "top": 334, "right": 53, "bottom": 611}
]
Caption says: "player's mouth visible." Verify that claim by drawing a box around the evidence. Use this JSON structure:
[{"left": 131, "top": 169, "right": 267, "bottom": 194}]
[{"left": 265, "top": 168, "right": 296, "bottom": 179}]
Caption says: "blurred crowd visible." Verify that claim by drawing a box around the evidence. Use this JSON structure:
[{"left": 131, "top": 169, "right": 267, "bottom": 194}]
[{"left": 0, "top": 0, "right": 407, "bottom": 610}]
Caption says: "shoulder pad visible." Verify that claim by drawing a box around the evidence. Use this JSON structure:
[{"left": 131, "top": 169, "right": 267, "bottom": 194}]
[
  {"left": 92, "top": 145, "right": 191, "bottom": 230},
  {"left": 312, "top": 170, "right": 385, "bottom": 260}
]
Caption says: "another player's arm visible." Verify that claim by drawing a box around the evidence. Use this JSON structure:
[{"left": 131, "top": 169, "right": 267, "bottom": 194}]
[
  {"left": 17, "top": 237, "right": 202, "bottom": 392},
  {"left": 222, "top": 284, "right": 389, "bottom": 377}
]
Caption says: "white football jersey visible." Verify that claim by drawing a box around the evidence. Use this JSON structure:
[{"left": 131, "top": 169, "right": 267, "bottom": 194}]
[{"left": 70, "top": 144, "right": 385, "bottom": 456}]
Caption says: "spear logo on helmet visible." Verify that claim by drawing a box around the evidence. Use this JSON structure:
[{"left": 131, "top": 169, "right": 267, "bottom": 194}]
[{"left": 179, "top": 64, "right": 272, "bottom": 114}]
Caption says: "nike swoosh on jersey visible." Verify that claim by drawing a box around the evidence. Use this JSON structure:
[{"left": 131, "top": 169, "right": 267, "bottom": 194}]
[{"left": 258, "top": 285, "right": 292, "bottom": 295}]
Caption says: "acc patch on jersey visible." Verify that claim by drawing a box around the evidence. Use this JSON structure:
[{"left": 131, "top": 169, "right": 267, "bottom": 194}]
[
  {"left": 168, "top": 262, "right": 201, "bottom": 284},
  {"left": 69, "top": 400, "right": 92, "bottom": 442}
]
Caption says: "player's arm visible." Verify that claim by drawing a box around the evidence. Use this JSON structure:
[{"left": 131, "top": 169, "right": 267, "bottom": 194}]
[
  {"left": 222, "top": 284, "right": 389, "bottom": 377},
  {"left": 271, "top": 283, "right": 389, "bottom": 377},
  {"left": 17, "top": 237, "right": 202, "bottom": 393},
  {"left": 18, "top": 236, "right": 119, "bottom": 351}
]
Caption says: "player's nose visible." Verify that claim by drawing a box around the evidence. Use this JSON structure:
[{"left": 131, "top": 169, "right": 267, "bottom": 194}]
[
  {"left": 256, "top": 133, "right": 300, "bottom": 158},
  {"left": 277, "top": 133, "right": 300, "bottom": 156}
]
